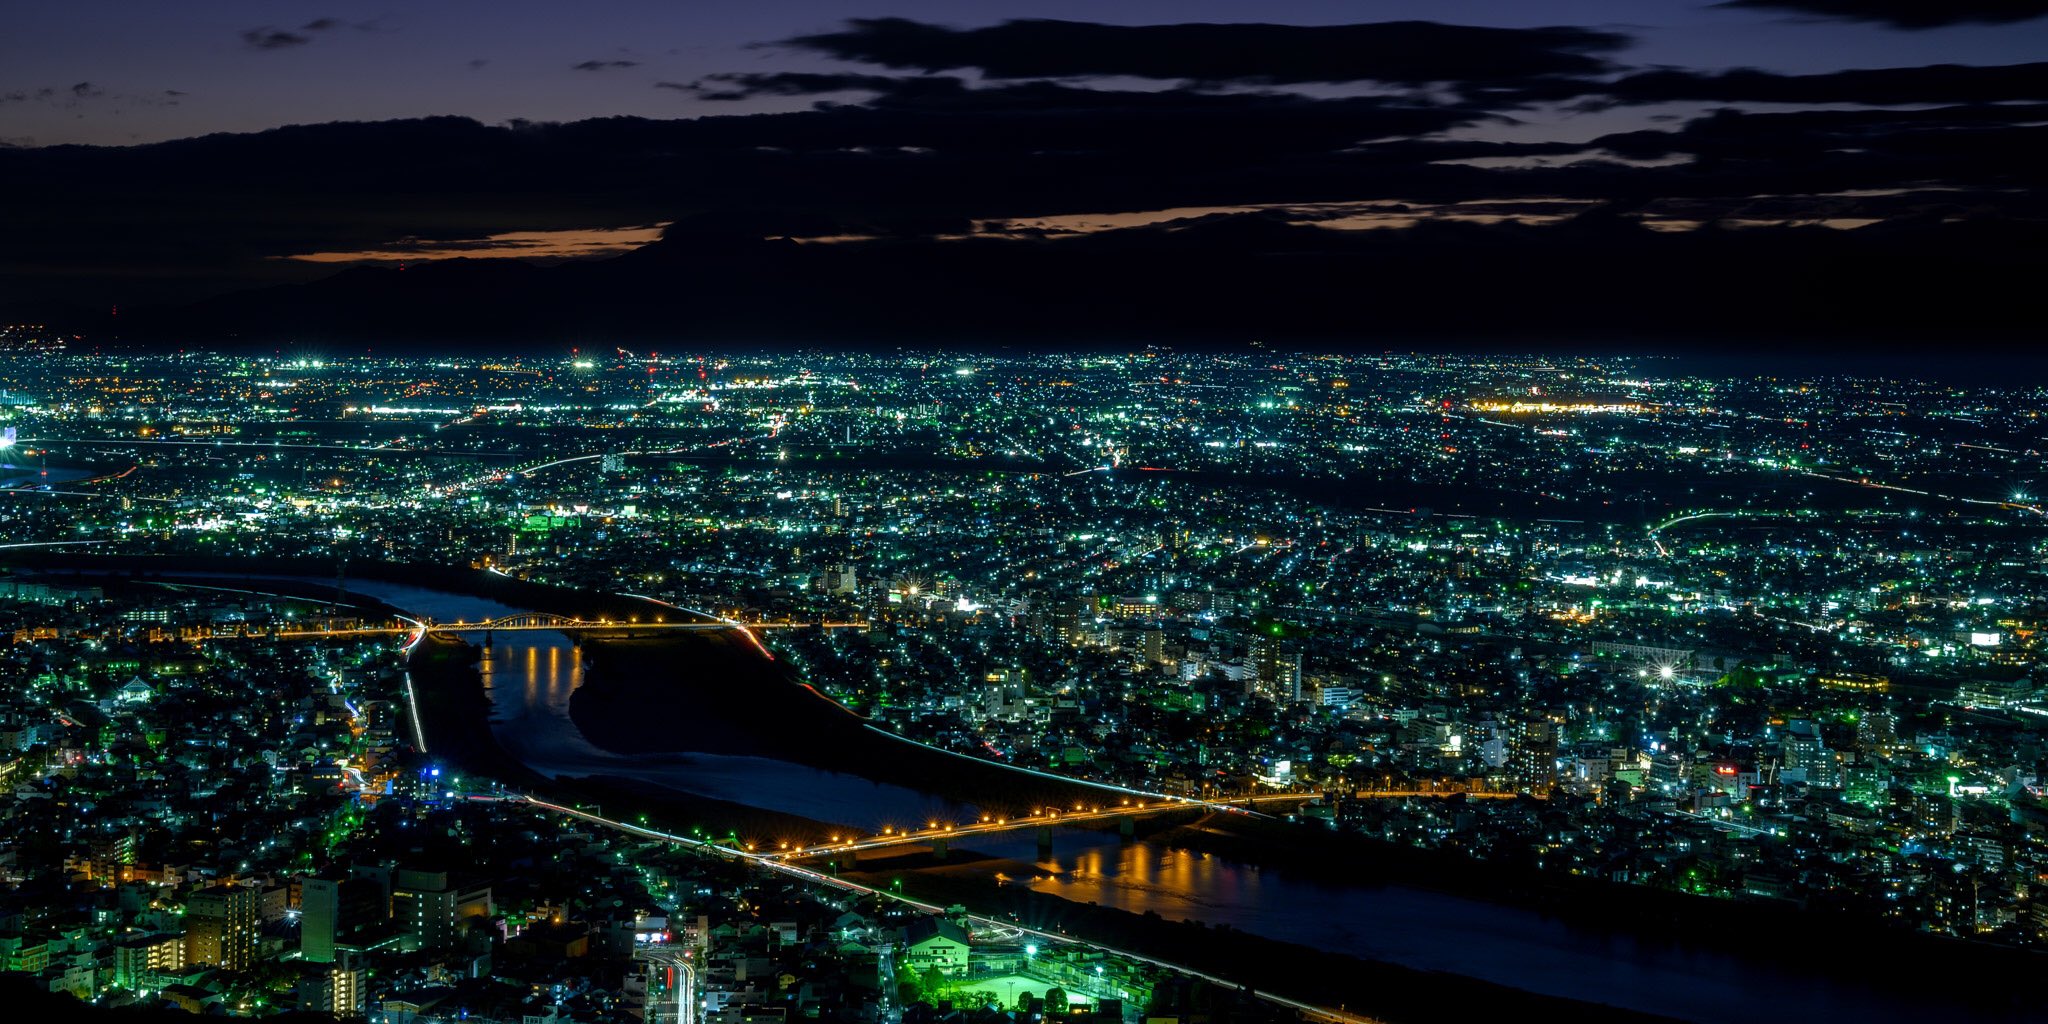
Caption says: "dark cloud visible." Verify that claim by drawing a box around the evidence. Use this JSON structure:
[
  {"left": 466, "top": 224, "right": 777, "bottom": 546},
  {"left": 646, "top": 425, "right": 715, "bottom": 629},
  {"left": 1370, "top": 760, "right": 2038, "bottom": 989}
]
[
  {"left": 784, "top": 18, "right": 1630, "bottom": 86},
  {"left": 468, "top": 59, "right": 490, "bottom": 70},
  {"left": 101, "top": 209, "right": 2047, "bottom": 351},
  {"left": 1584, "top": 103, "right": 2048, "bottom": 167},
  {"left": 1, "top": 93, "right": 2034, "bottom": 316},
  {"left": 1713, "top": 1, "right": 2048, "bottom": 28},
  {"left": 717, "top": 79, "right": 1500, "bottom": 158},
  {"left": 1476, "top": 61, "right": 2048, "bottom": 107},
  {"left": 241, "top": 28, "right": 311, "bottom": 50},
  {"left": 241, "top": 17, "right": 367, "bottom": 50},
  {"left": 677, "top": 71, "right": 924, "bottom": 101},
  {"left": 1637, "top": 60, "right": 2048, "bottom": 103},
  {"left": 7, "top": 8, "right": 2047, "bottom": 355},
  {"left": 4, "top": 82, "right": 178, "bottom": 109}
]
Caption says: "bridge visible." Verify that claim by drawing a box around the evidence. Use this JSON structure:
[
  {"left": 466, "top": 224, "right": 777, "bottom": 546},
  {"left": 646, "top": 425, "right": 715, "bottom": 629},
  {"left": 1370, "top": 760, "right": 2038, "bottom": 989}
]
[
  {"left": 744, "top": 785, "right": 1532, "bottom": 862},
  {"left": 521, "top": 795, "right": 1386, "bottom": 1024},
  {"left": 188, "top": 614, "right": 867, "bottom": 642},
  {"left": 416, "top": 611, "right": 868, "bottom": 633},
  {"left": 759, "top": 793, "right": 1315, "bottom": 863}
]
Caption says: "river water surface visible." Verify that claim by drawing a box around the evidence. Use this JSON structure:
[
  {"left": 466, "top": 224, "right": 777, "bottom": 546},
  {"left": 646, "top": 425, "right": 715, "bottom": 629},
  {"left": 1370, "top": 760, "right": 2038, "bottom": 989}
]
[
  {"left": 324, "top": 579, "right": 2036, "bottom": 1024},
  {"left": 323, "top": 580, "right": 969, "bottom": 827},
  {"left": 0, "top": 463, "right": 95, "bottom": 487}
]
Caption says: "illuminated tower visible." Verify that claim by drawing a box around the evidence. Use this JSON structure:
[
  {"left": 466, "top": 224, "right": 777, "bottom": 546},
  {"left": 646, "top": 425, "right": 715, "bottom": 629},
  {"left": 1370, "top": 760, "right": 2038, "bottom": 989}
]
[
  {"left": 184, "top": 884, "right": 258, "bottom": 972},
  {"left": 1506, "top": 718, "right": 1556, "bottom": 794},
  {"left": 1247, "top": 630, "right": 1301, "bottom": 703},
  {"left": 300, "top": 877, "right": 341, "bottom": 963}
]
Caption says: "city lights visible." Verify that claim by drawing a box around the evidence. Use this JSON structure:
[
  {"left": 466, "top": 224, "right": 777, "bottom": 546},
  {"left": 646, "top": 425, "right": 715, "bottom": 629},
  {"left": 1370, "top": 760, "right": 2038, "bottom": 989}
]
[{"left": 0, "top": 349, "right": 2040, "bottom": 1024}]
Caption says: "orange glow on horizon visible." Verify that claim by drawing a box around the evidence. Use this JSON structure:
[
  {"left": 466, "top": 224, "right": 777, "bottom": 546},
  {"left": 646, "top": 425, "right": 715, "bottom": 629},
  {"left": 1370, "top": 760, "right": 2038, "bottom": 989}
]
[{"left": 284, "top": 223, "right": 668, "bottom": 264}]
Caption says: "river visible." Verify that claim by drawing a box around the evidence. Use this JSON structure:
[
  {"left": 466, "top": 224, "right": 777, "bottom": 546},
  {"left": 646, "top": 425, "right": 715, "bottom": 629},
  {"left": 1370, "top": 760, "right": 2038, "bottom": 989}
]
[
  {"left": 0, "top": 462, "right": 95, "bottom": 487},
  {"left": 955, "top": 830, "right": 2024, "bottom": 1024},
  {"left": 255, "top": 577, "right": 2038, "bottom": 1024},
  {"left": 323, "top": 581, "right": 979, "bottom": 828}
]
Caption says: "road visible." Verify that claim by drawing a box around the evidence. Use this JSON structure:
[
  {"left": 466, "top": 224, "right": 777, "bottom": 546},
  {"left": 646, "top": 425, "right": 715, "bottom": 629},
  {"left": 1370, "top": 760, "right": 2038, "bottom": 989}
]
[
  {"left": 516, "top": 796, "right": 1384, "bottom": 1024},
  {"left": 217, "top": 617, "right": 866, "bottom": 638},
  {"left": 635, "top": 945, "right": 698, "bottom": 1024}
]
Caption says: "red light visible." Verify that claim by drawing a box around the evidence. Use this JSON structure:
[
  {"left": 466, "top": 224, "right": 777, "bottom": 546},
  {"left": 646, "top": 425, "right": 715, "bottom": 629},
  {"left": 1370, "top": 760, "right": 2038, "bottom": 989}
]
[{"left": 1715, "top": 765, "right": 1738, "bottom": 776}]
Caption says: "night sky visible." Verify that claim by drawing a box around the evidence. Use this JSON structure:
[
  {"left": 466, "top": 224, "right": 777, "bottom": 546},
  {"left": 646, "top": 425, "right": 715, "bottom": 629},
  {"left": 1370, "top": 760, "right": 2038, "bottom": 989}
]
[
  {"left": 4, "top": 1, "right": 2045, "bottom": 349},
  {"left": 7, "top": 1, "right": 2043, "bottom": 147}
]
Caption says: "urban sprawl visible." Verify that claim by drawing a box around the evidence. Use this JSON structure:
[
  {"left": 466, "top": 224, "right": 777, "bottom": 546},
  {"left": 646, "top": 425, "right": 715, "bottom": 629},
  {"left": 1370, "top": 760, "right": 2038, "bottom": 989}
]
[{"left": 0, "top": 348, "right": 2044, "bottom": 1023}]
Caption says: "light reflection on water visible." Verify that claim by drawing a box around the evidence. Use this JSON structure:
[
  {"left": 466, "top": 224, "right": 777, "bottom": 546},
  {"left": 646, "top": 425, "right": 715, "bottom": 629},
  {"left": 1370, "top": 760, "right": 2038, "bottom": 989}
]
[
  {"left": 305, "top": 578, "right": 969, "bottom": 828},
  {"left": 959, "top": 830, "right": 2026, "bottom": 1024},
  {"left": 0, "top": 463, "right": 94, "bottom": 487},
  {"left": 338, "top": 579, "right": 2025, "bottom": 1024},
  {"left": 475, "top": 630, "right": 972, "bottom": 830}
]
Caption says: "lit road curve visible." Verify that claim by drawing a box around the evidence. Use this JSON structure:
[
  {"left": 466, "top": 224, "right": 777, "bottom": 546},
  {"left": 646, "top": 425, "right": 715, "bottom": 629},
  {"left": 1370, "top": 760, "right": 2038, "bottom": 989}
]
[
  {"left": 433, "top": 418, "right": 781, "bottom": 495},
  {"left": 186, "top": 619, "right": 868, "bottom": 652},
  {"left": 516, "top": 796, "right": 1387, "bottom": 1024},
  {"left": 21, "top": 437, "right": 405, "bottom": 454},
  {"left": 0, "top": 488, "right": 174, "bottom": 503}
]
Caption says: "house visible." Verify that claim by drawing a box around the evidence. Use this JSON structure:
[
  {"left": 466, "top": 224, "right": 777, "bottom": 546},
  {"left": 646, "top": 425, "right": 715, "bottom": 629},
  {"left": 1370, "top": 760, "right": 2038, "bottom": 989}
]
[{"left": 899, "top": 918, "right": 969, "bottom": 975}]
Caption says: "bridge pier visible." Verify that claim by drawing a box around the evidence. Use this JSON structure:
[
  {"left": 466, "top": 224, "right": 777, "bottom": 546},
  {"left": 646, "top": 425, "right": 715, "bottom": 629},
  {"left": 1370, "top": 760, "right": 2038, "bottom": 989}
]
[
  {"left": 930, "top": 838, "right": 947, "bottom": 861},
  {"left": 1118, "top": 815, "right": 1135, "bottom": 841},
  {"left": 1036, "top": 825, "right": 1054, "bottom": 859}
]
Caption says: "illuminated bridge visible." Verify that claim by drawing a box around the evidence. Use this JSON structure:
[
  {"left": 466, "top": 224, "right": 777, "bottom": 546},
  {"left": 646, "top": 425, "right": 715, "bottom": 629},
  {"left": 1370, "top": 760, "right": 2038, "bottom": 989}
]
[
  {"left": 740, "top": 785, "right": 1531, "bottom": 863},
  {"left": 765, "top": 793, "right": 1316, "bottom": 863},
  {"left": 194, "top": 615, "right": 866, "bottom": 642},
  {"left": 417, "top": 613, "right": 867, "bottom": 633}
]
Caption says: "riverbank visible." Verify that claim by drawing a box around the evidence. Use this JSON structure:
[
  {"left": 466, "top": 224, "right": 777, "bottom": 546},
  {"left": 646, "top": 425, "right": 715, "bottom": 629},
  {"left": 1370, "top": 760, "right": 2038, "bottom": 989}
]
[
  {"left": 406, "top": 632, "right": 549, "bottom": 788},
  {"left": 568, "top": 635, "right": 1155, "bottom": 816},
  {"left": 29, "top": 554, "right": 2036, "bottom": 1022},
  {"left": 851, "top": 857, "right": 1684, "bottom": 1024},
  {"left": 406, "top": 630, "right": 848, "bottom": 841},
  {"left": 999, "top": 810, "right": 2046, "bottom": 1022}
]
